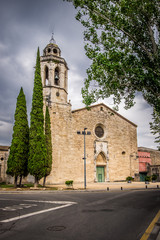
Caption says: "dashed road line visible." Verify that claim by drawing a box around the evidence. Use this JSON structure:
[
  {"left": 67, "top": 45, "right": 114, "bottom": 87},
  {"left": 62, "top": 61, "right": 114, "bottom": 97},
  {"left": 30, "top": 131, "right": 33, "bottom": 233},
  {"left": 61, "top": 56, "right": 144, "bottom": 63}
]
[
  {"left": 0, "top": 204, "right": 37, "bottom": 211},
  {"left": 0, "top": 200, "right": 77, "bottom": 223}
]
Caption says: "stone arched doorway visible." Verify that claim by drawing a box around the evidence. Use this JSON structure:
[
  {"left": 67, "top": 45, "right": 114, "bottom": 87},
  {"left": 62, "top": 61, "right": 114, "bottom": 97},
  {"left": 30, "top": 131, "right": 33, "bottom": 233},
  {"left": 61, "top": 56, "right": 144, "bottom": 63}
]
[{"left": 96, "top": 152, "right": 107, "bottom": 182}]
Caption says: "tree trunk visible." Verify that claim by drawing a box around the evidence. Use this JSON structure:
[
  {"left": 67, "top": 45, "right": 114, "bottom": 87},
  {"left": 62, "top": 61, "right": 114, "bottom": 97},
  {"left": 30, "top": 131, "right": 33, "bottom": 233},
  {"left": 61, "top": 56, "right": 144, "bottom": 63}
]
[
  {"left": 34, "top": 176, "right": 39, "bottom": 188},
  {"left": 19, "top": 175, "right": 22, "bottom": 187},
  {"left": 14, "top": 176, "right": 18, "bottom": 188},
  {"left": 43, "top": 176, "right": 46, "bottom": 187}
]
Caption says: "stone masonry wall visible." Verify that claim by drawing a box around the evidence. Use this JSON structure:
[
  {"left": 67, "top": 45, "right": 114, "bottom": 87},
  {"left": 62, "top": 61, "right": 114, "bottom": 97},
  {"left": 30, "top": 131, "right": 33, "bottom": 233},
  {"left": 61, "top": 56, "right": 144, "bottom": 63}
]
[
  {"left": 0, "top": 146, "right": 9, "bottom": 182},
  {"left": 45, "top": 103, "right": 138, "bottom": 184}
]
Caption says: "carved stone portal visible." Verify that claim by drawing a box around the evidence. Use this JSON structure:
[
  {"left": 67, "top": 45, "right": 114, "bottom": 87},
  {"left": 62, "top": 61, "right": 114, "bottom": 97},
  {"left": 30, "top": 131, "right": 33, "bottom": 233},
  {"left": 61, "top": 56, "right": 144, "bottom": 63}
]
[{"left": 94, "top": 141, "right": 109, "bottom": 182}]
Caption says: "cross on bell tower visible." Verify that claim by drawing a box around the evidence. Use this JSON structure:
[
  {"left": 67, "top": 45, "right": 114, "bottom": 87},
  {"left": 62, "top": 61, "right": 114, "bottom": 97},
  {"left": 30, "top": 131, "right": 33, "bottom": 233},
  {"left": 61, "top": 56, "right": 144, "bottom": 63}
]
[{"left": 50, "top": 33, "right": 56, "bottom": 44}]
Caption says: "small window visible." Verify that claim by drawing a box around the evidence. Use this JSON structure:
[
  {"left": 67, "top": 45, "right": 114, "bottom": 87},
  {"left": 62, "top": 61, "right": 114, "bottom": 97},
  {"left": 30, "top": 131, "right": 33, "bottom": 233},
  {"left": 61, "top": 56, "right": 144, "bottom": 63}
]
[
  {"left": 48, "top": 48, "right": 51, "bottom": 53},
  {"left": 95, "top": 126, "right": 104, "bottom": 138},
  {"left": 53, "top": 48, "right": 58, "bottom": 54}
]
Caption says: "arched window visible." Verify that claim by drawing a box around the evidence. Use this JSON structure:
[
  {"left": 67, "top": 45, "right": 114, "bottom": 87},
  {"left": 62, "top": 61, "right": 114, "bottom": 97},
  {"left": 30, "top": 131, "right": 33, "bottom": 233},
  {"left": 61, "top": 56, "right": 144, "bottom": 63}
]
[
  {"left": 45, "top": 66, "right": 49, "bottom": 86},
  {"left": 53, "top": 48, "right": 58, "bottom": 54},
  {"left": 54, "top": 67, "right": 59, "bottom": 86}
]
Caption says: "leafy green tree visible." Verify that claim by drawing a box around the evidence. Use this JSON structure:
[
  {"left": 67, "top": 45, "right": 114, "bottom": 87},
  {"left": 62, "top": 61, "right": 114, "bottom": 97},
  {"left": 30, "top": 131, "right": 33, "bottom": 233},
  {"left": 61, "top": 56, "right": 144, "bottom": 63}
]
[
  {"left": 43, "top": 106, "right": 52, "bottom": 187},
  {"left": 150, "top": 109, "right": 160, "bottom": 149},
  {"left": 65, "top": 0, "right": 160, "bottom": 113},
  {"left": 28, "top": 48, "right": 46, "bottom": 188},
  {"left": 6, "top": 87, "right": 29, "bottom": 187}
]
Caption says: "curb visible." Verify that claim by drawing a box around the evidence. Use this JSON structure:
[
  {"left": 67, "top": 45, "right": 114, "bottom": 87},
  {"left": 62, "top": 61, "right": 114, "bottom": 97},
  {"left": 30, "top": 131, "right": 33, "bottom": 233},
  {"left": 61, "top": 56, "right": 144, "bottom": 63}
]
[
  {"left": 0, "top": 187, "right": 160, "bottom": 194},
  {"left": 141, "top": 211, "right": 160, "bottom": 240},
  {"left": 148, "top": 216, "right": 160, "bottom": 240}
]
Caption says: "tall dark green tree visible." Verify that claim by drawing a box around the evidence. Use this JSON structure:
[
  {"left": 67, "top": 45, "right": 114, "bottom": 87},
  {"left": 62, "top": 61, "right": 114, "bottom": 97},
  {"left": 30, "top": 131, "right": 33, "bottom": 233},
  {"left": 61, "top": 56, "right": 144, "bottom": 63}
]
[
  {"left": 6, "top": 87, "right": 29, "bottom": 187},
  {"left": 150, "top": 109, "right": 160, "bottom": 150},
  {"left": 43, "top": 106, "right": 52, "bottom": 187},
  {"left": 65, "top": 0, "right": 160, "bottom": 114},
  {"left": 28, "top": 48, "right": 46, "bottom": 187}
]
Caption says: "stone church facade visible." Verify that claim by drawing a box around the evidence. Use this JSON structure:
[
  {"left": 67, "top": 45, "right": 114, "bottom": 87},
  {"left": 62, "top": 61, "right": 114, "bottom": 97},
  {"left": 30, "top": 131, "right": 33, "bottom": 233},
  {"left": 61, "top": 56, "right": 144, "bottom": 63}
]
[{"left": 40, "top": 38, "right": 139, "bottom": 184}]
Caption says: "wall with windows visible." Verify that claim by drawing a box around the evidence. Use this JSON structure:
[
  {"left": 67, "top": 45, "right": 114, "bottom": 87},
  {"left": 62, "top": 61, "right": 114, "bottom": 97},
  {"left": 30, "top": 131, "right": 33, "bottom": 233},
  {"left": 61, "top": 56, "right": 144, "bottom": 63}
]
[
  {"left": 45, "top": 102, "right": 138, "bottom": 184},
  {"left": 70, "top": 103, "right": 138, "bottom": 182}
]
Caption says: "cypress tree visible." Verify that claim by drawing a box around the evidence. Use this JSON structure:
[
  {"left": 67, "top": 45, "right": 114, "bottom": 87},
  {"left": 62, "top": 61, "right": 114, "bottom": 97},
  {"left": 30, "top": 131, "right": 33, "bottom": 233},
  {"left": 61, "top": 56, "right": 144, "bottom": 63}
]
[
  {"left": 6, "top": 87, "right": 29, "bottom": 187},
  {"left": 43, "top": 106, "right": 52, "bottom": 187},
  {"left": 28, "top": 47, "right": 46, "bottom": 187}
]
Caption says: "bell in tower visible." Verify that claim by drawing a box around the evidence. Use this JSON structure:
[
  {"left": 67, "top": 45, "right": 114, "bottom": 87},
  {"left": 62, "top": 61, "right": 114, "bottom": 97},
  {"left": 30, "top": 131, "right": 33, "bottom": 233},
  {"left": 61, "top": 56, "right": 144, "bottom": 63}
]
[
  {"left": 54, "top": 67, "right": 59, "bottom": 86},
  {"left": 40, "top": 35, "right": 69, "bottom": 106}
]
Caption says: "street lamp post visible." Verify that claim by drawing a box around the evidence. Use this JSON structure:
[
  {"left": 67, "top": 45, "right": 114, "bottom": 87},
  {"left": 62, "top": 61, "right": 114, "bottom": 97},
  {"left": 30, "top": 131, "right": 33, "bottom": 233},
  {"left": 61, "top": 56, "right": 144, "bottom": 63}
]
[
  {"left": 83, "top": 128, "right": 87, "bottom": 189},
  {"left": 77, "top": 128, "right": 91, "bottom": 189}
]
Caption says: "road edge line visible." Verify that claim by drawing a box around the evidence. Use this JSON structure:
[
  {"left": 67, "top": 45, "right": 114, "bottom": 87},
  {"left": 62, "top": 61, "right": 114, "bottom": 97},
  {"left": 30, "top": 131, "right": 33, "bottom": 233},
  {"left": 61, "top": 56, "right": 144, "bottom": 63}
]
[{"left": 140, "top": 210, "right": 160, "bottom": 240}]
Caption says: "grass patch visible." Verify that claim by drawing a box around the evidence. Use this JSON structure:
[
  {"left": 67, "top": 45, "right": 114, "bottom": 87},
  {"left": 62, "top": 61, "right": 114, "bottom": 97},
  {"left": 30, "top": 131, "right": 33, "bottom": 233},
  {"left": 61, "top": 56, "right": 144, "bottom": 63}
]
[
  {"left": 0, "top": 182, "right": 58, "bottom": 190},
  {"left": 0, "top": 182, "right": 14, "bottom": 188}
]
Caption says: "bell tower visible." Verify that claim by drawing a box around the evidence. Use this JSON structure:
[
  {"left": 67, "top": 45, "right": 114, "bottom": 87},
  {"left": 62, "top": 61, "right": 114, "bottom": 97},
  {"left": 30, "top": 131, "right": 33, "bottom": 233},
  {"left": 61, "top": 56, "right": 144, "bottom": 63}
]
[
  {"left": 40, "top": 35, "right": 69, "bottom": 106},
  {"left": 40, "top": 35, "right": 73, "bottom": 185}
]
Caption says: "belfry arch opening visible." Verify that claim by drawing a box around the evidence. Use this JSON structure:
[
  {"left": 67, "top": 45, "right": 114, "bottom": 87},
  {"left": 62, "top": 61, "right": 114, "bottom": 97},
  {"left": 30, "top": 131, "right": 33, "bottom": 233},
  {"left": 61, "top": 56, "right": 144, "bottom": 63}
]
[
  {"left": 54, "top": 67, "right": 59, "bottom": 86},
  {"left": 45, "top": 66, "right": 49, "bottom": 86}
]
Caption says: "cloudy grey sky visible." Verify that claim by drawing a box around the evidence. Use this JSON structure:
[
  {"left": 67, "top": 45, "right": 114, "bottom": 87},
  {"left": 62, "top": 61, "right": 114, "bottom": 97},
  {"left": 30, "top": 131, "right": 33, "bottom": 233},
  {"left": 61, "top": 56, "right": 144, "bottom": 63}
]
[{"left": 0, "top": 0, "right": 157, "bottom": 149}]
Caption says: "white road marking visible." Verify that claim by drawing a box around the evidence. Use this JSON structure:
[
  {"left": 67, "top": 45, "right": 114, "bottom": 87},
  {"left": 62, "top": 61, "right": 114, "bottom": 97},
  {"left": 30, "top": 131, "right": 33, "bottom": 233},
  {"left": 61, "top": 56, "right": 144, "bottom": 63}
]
[
  {"left": 24, "top": 200, "right": 76, "bottom": 204},
  {"left": 1, "top": 204, "right": 73, "bottom": 223},
  {"left": 2, "top": 208, "right": 16, "bottom": 211},
  {"left": 0, "top": 204, "right": 37, "bottom": 211},
  {"left": 20, "top": 204, "right": 37, "bottom": 208},
  {"left": 0, "top": 200, "right": 77, "bottom": 223}
]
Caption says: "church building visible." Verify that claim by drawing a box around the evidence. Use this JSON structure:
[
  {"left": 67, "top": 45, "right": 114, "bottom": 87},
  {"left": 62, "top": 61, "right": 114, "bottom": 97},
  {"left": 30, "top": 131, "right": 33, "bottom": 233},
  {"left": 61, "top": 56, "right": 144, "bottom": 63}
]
[{"left": 40, "top": 37, "right": 139, "bottom": 184}]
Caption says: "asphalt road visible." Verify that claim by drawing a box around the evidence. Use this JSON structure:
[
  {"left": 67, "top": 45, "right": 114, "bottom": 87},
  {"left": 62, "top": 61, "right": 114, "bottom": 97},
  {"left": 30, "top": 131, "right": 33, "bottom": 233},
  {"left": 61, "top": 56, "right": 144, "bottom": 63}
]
[{"left": 0, "top": 189, "right": 159, "bottom": 240}]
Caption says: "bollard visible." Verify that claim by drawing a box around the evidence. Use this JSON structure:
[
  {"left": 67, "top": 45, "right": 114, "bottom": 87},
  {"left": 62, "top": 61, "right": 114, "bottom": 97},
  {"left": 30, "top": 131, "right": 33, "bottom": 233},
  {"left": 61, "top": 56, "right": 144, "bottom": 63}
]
[
  {"left": 107, "top": 187, "right": 109, "bottom": 191},
  {"left": 121, "top": 187, "right": 123, "bottom": 190},
  {"left": 146, "top": 185, "right": 147, "bottom": 189},
  {"left": 157, "top": 185, "right": 159, "bottom": 189}
]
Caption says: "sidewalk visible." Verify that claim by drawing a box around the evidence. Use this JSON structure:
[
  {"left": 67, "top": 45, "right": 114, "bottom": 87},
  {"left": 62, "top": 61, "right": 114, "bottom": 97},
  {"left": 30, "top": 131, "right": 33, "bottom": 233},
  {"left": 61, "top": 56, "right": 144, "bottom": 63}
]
[
  {"left": 0, "top": 181, "right": 159, "bottom": 192},
  {"left": 48, "top": 181, "right": 160, "bottom": 191}
]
